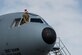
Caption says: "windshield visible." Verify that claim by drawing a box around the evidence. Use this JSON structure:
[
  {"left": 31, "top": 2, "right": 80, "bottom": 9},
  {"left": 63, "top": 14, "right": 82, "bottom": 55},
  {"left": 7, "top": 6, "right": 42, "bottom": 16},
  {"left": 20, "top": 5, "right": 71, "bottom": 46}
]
[{"left": 30, "top": 18, "right": 43, "bottom": 23}]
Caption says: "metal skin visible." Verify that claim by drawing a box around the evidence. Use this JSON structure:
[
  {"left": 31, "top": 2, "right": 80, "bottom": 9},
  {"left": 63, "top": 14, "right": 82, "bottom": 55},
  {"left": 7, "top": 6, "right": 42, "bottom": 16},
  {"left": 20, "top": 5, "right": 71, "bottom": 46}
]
[{"left": 0, "top": 12, "right": 56, "bottom": 55}]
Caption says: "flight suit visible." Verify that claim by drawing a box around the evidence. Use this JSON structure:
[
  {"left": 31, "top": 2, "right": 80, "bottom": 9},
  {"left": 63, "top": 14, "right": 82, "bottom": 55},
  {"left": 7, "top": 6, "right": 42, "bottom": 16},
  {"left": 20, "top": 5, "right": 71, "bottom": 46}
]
[{"left": 23, "top": 12, "right": 29, "bottom": 23}]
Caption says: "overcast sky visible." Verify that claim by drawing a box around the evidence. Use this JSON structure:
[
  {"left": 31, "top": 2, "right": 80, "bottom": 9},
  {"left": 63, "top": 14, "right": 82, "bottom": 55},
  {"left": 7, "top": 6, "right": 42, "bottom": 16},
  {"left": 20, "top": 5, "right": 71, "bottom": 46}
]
[{"left": 0, "top": 0, "right": 82, "bottom": 55}]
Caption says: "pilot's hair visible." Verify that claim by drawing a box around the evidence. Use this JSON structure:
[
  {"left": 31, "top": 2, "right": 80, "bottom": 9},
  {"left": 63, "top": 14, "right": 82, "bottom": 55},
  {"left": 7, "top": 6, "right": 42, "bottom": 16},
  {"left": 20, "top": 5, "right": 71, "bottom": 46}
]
[{"left": 24, "top": 9, "right": 27, "bottom": 11}]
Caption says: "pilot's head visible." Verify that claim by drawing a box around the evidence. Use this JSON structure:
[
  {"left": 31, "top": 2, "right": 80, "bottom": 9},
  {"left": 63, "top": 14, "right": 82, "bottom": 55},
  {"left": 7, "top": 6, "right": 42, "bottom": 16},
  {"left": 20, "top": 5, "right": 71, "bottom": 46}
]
[
  {"left": 24, "top": 9, "right": 27, "bottom": 11},
  {"left": 24, "top": 9, "right": 28, "bottom": 14}
]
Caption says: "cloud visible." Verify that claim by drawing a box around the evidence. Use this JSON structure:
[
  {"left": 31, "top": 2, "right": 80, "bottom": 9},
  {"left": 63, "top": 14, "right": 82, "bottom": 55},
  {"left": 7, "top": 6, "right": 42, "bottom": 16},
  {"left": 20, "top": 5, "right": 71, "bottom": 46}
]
[{"left": 0, "top": 0, "right": 82, "bottom": 55}]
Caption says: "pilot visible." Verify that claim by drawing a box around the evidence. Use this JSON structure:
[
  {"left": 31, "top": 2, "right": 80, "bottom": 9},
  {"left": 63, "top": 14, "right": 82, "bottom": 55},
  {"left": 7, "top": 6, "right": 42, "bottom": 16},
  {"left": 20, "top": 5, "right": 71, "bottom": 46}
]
[{"left": 22, "top": 9, "right": 29, "bottom": 23}]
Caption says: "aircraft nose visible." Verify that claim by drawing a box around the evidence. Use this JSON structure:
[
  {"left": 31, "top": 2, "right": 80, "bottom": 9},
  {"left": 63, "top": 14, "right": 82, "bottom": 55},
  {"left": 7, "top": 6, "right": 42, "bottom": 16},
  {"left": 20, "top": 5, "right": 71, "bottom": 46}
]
[{"left": 42, "top": 27, "right": 56, "bottom": 44}]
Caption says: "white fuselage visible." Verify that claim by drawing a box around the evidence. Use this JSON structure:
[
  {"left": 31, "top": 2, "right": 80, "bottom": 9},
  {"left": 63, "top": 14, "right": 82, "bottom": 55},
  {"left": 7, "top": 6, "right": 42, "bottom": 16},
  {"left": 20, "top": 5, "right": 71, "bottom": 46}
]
[{"left": 0, "top": 12, "right": 56, "bottom": 55}]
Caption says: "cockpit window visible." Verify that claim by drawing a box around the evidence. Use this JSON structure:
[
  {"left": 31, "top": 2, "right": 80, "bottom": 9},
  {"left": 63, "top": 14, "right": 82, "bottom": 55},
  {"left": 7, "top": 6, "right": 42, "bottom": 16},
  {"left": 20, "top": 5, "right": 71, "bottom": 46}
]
[
  {"left": 41, "top": 18, "right": 49, "bottom": 25},
  {"left": 11, "top": 18, "right": 21, "bottom": 27},
  {"left": 30, "top": 18, "right": 43, "bottom": 23},
  {"left": 11, "top": 18, "right": 27, "bottom": 27}
]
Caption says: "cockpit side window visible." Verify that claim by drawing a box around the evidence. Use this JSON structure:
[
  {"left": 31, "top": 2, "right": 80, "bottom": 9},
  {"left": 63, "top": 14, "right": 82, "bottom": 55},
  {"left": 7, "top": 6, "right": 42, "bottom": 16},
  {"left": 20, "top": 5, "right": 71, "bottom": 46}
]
[
  {"left": 11, "top": 18, "right": 21, "bottom": 27},
  {"left": 11, "top": 17, "right": 30, "bottom": 27},
  {"left": 30, "top": 18, "right": 43, "bottom": 23}
]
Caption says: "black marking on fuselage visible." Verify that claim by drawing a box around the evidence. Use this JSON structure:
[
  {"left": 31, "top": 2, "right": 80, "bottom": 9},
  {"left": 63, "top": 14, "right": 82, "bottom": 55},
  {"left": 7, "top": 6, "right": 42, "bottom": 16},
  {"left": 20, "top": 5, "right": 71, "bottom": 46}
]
[{"left": 5, "top": 48, "right": 21, "bottom": 55}]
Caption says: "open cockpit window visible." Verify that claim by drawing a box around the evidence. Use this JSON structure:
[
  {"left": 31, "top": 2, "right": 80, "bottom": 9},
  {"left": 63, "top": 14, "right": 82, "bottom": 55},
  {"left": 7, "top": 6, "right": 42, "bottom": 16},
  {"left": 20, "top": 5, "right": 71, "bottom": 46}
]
[
  {"left": 11, "top": 18, "right": 21, "bottom": 27},
  {"left": 30, "top": 18, "right": 43, "bottom": 23},
  {"left": 11, "top": 17, "right": 29, "bottom": 27}
]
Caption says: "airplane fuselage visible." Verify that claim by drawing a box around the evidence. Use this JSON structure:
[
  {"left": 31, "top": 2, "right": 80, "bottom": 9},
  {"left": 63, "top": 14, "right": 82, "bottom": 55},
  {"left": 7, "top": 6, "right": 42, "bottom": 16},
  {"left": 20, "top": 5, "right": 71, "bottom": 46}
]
[{"left": 0, "top": 12, "right": 56, "bottom": 55}]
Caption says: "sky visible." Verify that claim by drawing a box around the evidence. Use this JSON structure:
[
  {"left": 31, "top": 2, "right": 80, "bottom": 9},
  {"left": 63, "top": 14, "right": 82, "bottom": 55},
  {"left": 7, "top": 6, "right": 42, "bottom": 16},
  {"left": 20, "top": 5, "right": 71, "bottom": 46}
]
[{"left": 0, "top": 0, "right": 82, "bottom": 55}]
